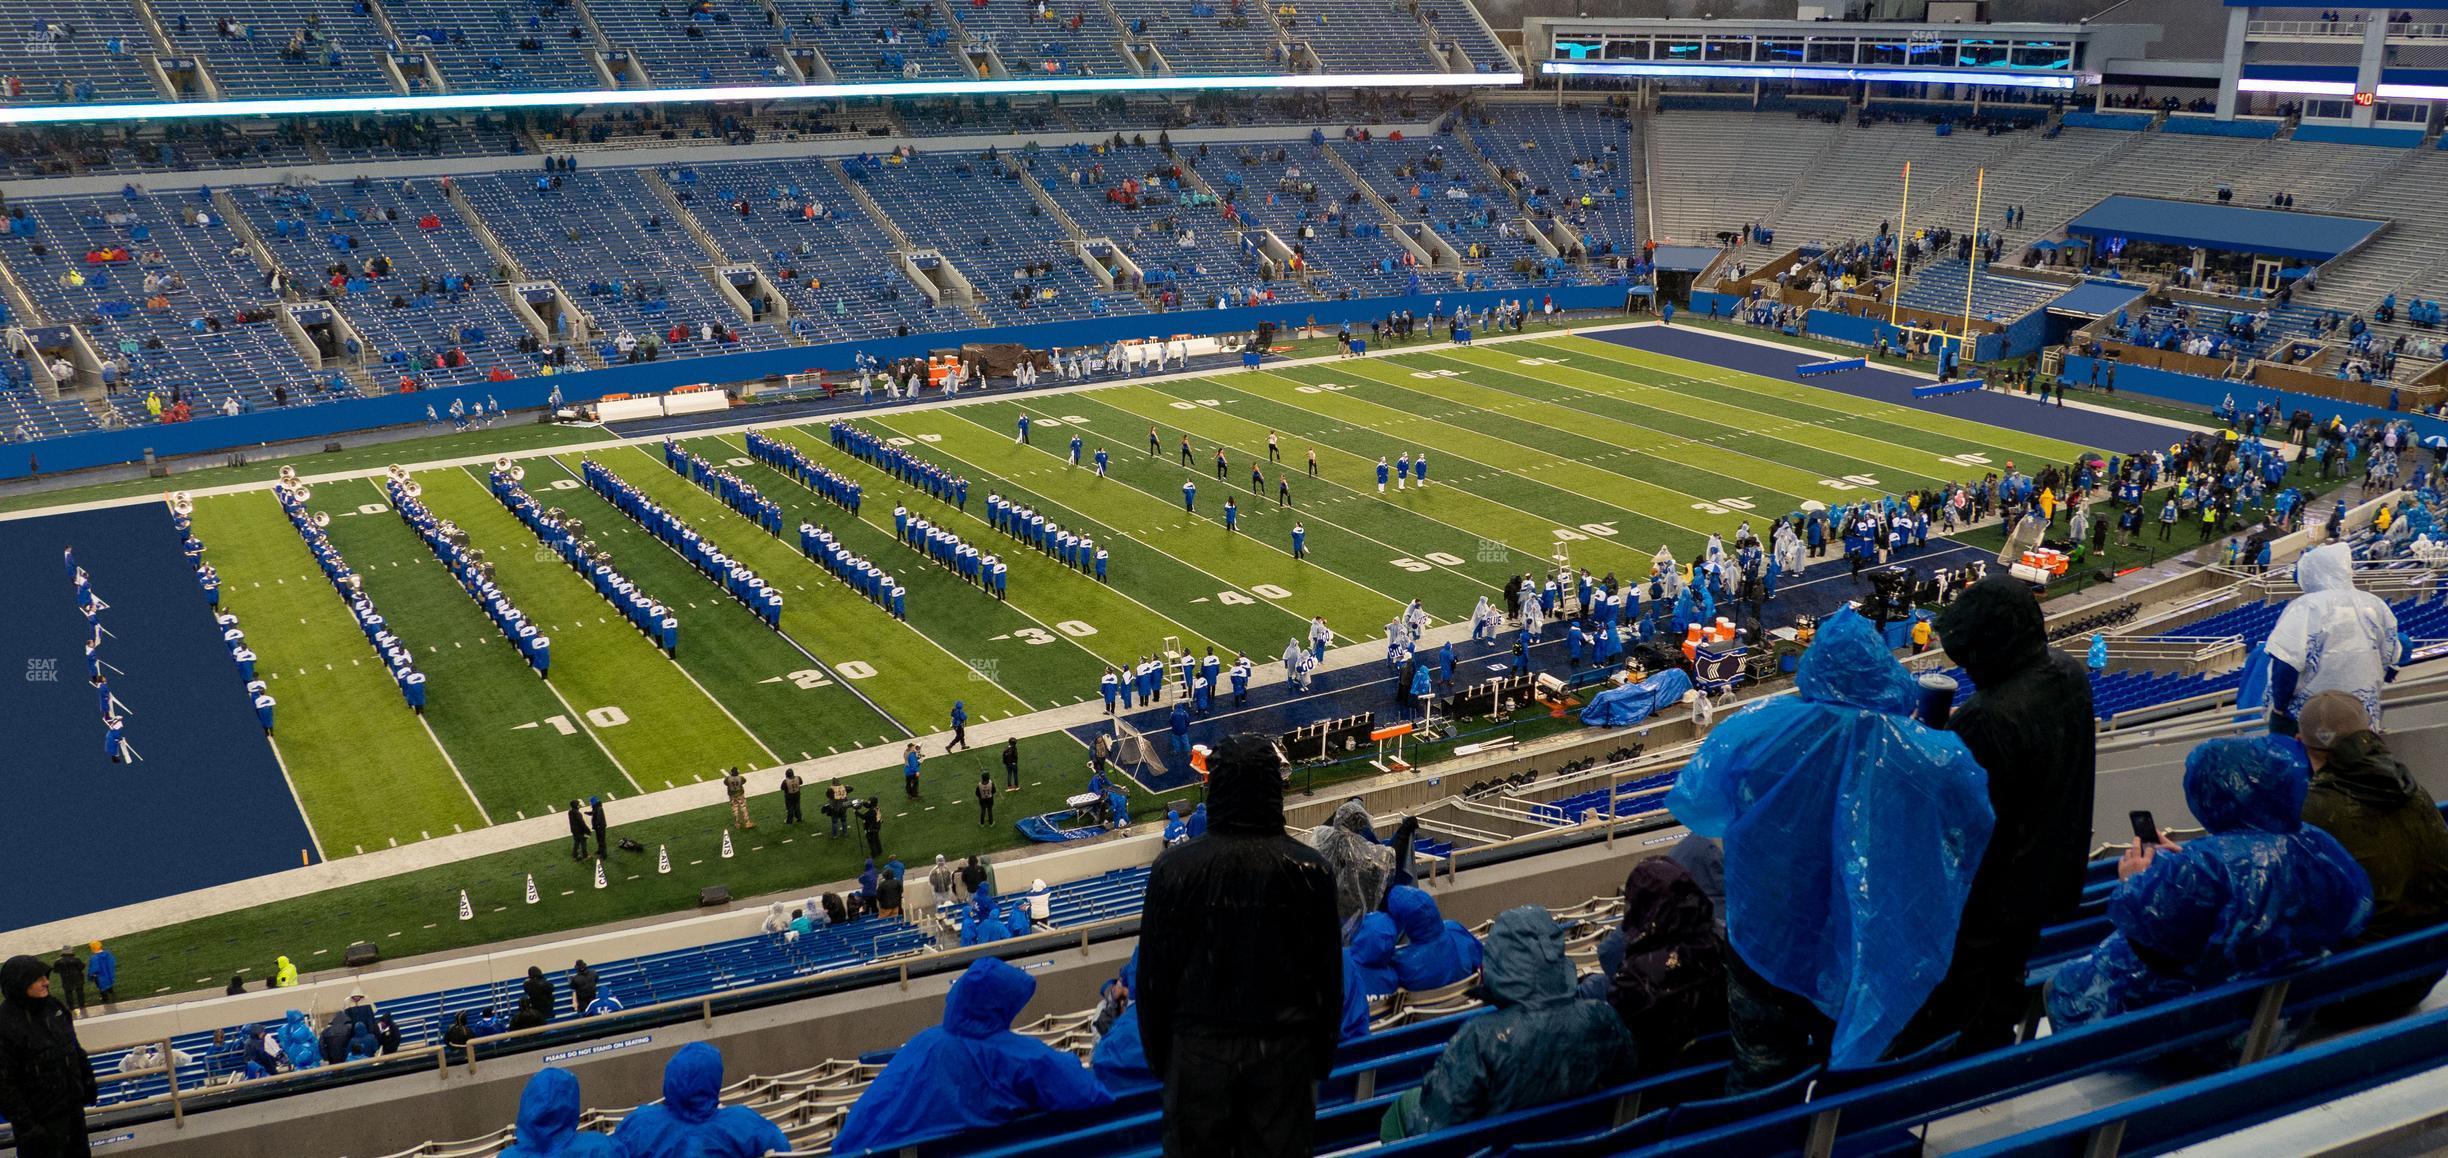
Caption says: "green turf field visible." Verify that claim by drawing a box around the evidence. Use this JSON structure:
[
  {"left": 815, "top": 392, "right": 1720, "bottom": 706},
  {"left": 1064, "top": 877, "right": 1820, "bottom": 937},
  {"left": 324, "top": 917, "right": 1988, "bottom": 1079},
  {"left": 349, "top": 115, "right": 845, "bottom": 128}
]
[{"left": 150, "top": 332, "right": 2117, "bottom": 862}]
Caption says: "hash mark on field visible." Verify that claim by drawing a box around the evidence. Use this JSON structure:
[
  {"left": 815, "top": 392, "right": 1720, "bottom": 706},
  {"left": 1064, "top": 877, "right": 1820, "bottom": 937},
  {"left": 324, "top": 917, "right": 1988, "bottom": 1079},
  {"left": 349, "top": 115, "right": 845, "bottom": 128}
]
[{"left": 689, "top": 859, "right": 703, "bottom": 865}]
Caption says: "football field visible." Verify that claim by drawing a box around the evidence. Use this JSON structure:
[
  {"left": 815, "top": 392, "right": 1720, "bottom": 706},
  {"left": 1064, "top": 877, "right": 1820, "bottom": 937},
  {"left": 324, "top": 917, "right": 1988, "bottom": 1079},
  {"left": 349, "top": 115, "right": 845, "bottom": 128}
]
[{"left": 8, "top": 325, "right": 2184, "bottom": 933}]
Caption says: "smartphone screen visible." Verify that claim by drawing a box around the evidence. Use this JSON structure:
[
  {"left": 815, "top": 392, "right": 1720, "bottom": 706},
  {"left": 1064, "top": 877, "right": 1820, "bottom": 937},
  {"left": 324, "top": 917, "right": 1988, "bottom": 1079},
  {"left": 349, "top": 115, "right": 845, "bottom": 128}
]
[{"left": 2129, "top": 810, "right": 2158, "bottom": 844}]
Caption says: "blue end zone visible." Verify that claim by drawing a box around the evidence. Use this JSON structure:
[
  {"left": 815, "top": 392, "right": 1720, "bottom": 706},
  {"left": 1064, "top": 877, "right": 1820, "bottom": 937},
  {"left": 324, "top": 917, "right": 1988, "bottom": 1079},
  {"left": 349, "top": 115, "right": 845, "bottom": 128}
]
[
  {"left": 1913, "top": 379, "right": 1986, "bottom": 399},
  {"left": 0, "top": 505, "right": 319, "bottom": 931},
  {"left": 1598, "top": 325, "right": 2202, "bottom": 453},
  {"left": 1796, "top": 357, "right": 1867, "bottom": 376}
]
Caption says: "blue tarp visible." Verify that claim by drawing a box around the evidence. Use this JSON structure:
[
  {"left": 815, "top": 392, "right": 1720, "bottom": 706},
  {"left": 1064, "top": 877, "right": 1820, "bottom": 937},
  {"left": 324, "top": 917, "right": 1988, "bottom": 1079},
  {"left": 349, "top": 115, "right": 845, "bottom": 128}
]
[
  {"left": 2065, "top": 195, "right": 2383, "bottom": 263},
  {"left": 1580, "top": 668, "right": 1694, "bottom": 727}
]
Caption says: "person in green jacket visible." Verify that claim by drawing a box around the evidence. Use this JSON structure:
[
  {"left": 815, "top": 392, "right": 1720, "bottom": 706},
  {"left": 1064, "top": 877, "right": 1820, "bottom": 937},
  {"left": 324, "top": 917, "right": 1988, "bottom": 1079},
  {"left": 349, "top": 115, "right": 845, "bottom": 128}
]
[
  {"left": 1381, "top": 906, "right": 1637, "bottom": 1140},
  {"left": 2299, "top": 691, "right": 2448, "bottom": 1023}
]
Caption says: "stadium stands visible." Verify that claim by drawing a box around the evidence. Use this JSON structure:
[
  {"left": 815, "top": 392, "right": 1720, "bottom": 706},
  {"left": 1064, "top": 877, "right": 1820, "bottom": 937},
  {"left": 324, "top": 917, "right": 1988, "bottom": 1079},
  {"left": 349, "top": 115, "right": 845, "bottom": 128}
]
[
  {"left": 588, "top": 0, "right": 790, "bottom": 89},
  {"left": 0, "top": 3, "right": 166, "bottom": 104},
  {"left": 383, "top": 0, "right": 603, "bottom": 94},
  {"left": 148, "top": 0, "right": 401, "bottom": 97},
  {"left": 849, "top": 151, "right": 1147, "bottom": 325}
]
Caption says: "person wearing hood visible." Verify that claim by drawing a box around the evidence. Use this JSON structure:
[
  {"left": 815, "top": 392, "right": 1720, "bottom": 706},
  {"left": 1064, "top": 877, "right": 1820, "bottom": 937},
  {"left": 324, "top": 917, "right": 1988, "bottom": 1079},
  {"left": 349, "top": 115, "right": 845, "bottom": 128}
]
[
  {"left": 588, "top": 796, "right": 609, "bottom": 859},
  {"left": 1665, "top": 834, "right": 1726, "bottom": 935},
  {"left": 929, "top": 854, "right": 958, "bottom": 905},
  {"left": 501, "top": 1067, "right": 624, "bottom": 1157},
  {"left": 1311, "top": 799, "right": 1394, "bottom": 926},
  {"left": 2048, "top": 736, "right": 2372, "bottom": 1028},
  {"left": 276, "top": 1009, "right": 323, "bottom": 1070},
  {"left": 1348, "top": 911, "right": 1400, "bottom": 999},
  {"left": 2266, "top": 543, "right": 2405, "bottom": 734},
  {"left": 612, "top": 1042, "right": 788, "bottom": 1158},
  {"left": 319, "top": 1010, "right": 354, "bottom": 1065},
  {"left": 241, "top": 1024, "right": 281, "bottom": 1077},
  {"left": 375, "top": 1012, "right": 402, "bottom": 1055},
  {"left": 523, "top": 966, "right": 555, "bottom": 1023},
  {"left": 1380, "top": 907, "right": 1637, "bottom": 1140},
  {"left": 1388, "top": 885, "right": 1481, "bottom": 992},
  {"left": 0, "top": 954, "right": 97, "bottom": 1158},
  {"left": 443, "top": 1012, "right": 473, "bottom": 1064},
  {"left": 2086, "top": 632, "right": 2108, "bottom": 675},
  {"left": 273, "top": 955, "right": 299, "bottom": 988},
  {"left": 1606, "top": 857, "right": 1727, "bottom": 1071},
  {"left": 571, "top": 961, "right": 599, "bottom": 1016},
  {"left": 1667, "top": 607, "right": 1993, "bottom": 1090},
  {"left": 1136, "top": 734, "right": 1342, "bottom": 1158},
  {"left": 1897, "top": 575, "right": 2094, "bottom": 1059},
  {"left": 345, "top": 1020, "right": 380, "bottom": 1061},
  {"left": 84, "top": 944, "right": 115, "bottom": 1007},
  {"left": 838, "top": 958, "right": 1114, "bottom": 1152}
]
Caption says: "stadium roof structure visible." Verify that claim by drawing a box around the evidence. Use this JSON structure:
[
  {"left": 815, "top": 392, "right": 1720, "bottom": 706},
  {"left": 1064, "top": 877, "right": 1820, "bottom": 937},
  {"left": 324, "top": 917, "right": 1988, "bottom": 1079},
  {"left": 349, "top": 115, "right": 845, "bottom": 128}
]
[
  {"left": 2064, "top": 195, "right": 2386, "bottom": 264},
  {"left": 0, "top": 69, "right": 1522, "bottom": 127}
]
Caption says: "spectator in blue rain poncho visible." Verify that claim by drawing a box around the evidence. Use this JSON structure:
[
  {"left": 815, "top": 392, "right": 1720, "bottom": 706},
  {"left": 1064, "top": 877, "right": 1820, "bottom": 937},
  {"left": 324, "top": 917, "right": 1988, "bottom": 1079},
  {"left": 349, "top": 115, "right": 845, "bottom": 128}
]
[
  {"left": 610, "top": 1042, "right": 788, "bottom": 1158},
  {"left": 835, "top": 957, "right": 1114, "bottom": 1153},
  {"left": 276, "top": 1009, "right": 323, "bottom": 1070},
  {"left": 1665, "top": 607, "right": 1994, "bottom": 1091},
  {"left": 1388, "top": 885, "right": 1482, "bottom": 992},
  {"left": 1348, "top": 911, "right": 1400, "bottom": 999},
  {"left": 499, "top": 1067, "right": 624, "bottom": 1158},
  {"left": 2046, "top": 737, "right": 2372, "bottom": 1029}
]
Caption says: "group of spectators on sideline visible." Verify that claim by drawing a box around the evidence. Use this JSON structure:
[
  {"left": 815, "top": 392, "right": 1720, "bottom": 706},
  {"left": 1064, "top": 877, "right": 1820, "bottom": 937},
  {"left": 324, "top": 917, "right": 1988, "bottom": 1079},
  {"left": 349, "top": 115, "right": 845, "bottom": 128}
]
[{"left": 10, "top": 548, "right": 2448, "bottom": 1155}]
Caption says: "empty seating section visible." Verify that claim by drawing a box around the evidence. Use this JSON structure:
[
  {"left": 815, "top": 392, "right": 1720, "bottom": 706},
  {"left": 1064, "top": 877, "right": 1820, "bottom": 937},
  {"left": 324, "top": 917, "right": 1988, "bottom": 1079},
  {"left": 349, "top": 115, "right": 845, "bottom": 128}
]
[
  {"left": 1335, "top": 136, "right": 1552, "bottom": 288},
  {"left": 227, "top": 182, "right": 539, "bottom": 388},
  {"left": 1029, "top": 145, "right": 1308, "bottom": 310},
  {"left": 151, "top": 0, "right": 398, "bottom": 96},
  {"left": 0, "top": 383, "right": 101, "bottom": 441},
  {"left": 1767, "top": 120, "right": 2029, "bottom": 248},
  {"left": 1287, "top": 2, "right": 1439, "bottom": 73},
  {"left": 1212, "top": 142, "right": 1414, "bottom": 297},
  {"left": 1435, "top": 4, "right": 1511, "bottom": 74},
  {"left": 1109, "top": 0, "right": 1285, "bottom": 76},
  {"left": 0, "top": 5, "right": 165, "bottom": 103},
  {"left": 588, "top": 0, "right": 786, "bottom": 87},
  {"left": 671, "top": 159, "right": 974, "bottom": 342},
  {"left": 382, "top": 0, "right": 601, "bottom": 93},
  {"left": 1470, "top": 104, "right": 1639, "bottom": 253},
  {"left": 1645, "top": 112, "right": 1829, "bottom": 245},
  {"left": 2290, "top": 149, "right": 2448, "bottom": 358},
  {"left": 852, "top": 152, "right": 1146, "bottom": 324},
  {"left": 453, "top": 169, "right": 787, "bottom": 352},
  {"left": 1897, "top": 259, "right": 2063, "bottom": 320},
  {"left": 946, "top": 0, "right": 1132, "bottom": 77},
  {"left": 773, "top": 0, "right": 968, "bottom": 81}
]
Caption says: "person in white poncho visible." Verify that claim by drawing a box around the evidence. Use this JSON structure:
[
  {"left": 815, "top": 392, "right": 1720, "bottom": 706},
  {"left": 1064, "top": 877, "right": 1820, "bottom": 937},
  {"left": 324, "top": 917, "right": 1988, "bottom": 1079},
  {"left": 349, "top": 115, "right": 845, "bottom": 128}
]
[{"left": 2265, "top": 544, "right": 2406, "bottom": 733}]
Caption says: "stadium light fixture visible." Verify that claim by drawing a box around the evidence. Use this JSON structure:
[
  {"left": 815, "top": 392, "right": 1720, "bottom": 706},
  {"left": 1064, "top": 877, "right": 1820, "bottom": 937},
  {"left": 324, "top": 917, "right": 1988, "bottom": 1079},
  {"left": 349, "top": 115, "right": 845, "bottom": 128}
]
[
  {"left": 1539, "top": 60, "right": 2083, "bottom": 90},
  {"left": 0, "top": 70, "right": 1523, "bottom": 126},
  {"left": 2234, "top": 77, "right": 2357, "bottom": 96}
]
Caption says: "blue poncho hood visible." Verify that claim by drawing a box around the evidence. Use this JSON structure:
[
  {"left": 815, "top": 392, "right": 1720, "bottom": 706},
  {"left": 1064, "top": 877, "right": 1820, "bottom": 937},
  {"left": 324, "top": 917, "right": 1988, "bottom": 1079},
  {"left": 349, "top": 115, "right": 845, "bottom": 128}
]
[
  {"left": 1388, "top": 885, "right": 1482, "bottom": 991},
  {"left": 1349, "top": 911, "right": 1400, "bottom": 997},
  {"left": 2050, "top": 738, "right": 2373, "bottom": 1027},
  {"left": 502, "top": 1067, "right": 622, "bottom": 1157},
  {"left": 660, "top": 1040, "right": 724, "bottom": 1122},
  {"left": 837, "top": 958, "right": 1115, "bottom": 1154},
  {"left": 1664, "top": 607, "right": 1995, "bottom": 1067},
  {"left": 1090, "top": 955, "right": 1154, "bottom": 1093}
]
